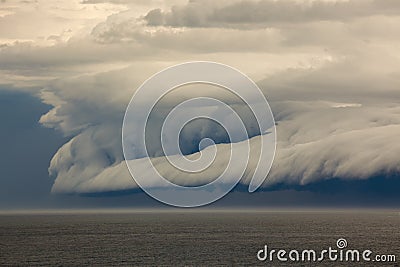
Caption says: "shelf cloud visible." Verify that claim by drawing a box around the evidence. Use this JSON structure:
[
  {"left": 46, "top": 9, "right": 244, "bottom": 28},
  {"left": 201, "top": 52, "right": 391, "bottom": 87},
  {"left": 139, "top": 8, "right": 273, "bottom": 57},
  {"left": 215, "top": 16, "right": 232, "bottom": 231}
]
[{"left": 0, "top": 0, "right": 399, "bottom": 194}]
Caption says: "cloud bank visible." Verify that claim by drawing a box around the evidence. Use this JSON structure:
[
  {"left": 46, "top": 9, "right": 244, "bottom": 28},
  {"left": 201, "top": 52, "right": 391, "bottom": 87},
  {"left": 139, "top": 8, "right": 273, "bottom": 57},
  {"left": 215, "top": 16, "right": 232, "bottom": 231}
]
[{"left": 1, "top": 0, "right": 400, "bottom": 194}]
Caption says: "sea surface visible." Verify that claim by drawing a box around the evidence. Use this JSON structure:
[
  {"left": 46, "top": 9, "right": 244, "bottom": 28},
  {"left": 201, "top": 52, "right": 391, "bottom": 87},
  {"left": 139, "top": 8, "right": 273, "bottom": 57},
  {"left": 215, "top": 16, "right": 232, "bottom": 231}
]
[{"left": 0, "top": 210, "right": 399, "bottom": 266}]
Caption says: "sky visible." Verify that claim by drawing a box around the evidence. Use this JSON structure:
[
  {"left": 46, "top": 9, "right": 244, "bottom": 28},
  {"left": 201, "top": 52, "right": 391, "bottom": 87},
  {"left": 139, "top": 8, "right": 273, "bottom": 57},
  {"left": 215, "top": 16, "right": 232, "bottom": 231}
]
[{"left": 1, "top": 0, "right": 400, "bottom": 209}]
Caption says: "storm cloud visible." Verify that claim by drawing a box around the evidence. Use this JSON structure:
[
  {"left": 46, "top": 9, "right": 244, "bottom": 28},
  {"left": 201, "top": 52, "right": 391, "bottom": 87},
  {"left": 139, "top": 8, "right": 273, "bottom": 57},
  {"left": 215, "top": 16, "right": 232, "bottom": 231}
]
[{"left": 1, "top": 0, "right": 400, "bottom": 195}]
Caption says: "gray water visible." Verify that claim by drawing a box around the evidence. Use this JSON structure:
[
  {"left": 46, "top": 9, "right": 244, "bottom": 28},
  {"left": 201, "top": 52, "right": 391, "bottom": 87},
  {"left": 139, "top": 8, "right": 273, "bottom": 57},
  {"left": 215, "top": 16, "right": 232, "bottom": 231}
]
[{"left": 0, "top": 211, "right": 399, "bottom": 266}]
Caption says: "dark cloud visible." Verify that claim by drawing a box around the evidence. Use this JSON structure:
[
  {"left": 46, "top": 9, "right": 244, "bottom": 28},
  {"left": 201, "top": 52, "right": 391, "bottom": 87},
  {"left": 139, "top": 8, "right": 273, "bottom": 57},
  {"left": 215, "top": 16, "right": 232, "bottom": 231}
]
[
  {"left": 0, "top": 90, "right": 67, "bottom": 209},
  {"left": 144, "top": 0, "right": 400, "bottom": 28}
]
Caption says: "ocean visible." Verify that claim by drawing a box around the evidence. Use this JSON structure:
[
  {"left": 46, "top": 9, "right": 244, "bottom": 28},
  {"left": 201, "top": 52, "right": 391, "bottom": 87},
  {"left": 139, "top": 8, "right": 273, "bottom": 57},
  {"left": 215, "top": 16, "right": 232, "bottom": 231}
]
[{"left": 0, "top": 210, "right": 399, "bottom": 266}]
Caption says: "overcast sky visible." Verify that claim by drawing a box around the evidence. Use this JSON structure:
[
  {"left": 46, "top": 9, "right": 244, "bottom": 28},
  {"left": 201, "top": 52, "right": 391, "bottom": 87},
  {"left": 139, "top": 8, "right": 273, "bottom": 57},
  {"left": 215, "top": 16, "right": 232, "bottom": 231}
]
[{"left": 1, "top": 0, "right": 400, "bottom": 209}]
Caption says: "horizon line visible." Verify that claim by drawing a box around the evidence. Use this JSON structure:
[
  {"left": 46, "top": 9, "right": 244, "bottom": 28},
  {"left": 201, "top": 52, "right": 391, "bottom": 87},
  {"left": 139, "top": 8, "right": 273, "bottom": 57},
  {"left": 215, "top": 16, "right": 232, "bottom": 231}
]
[{"left": 0, "top": 207, "right": 399, "bottom": 215}]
